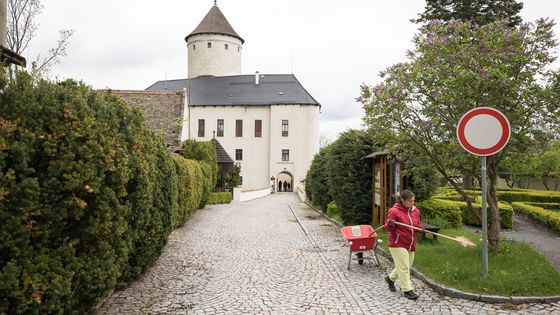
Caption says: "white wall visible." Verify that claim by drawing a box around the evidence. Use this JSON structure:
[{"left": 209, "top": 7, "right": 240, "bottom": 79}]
[
  {"left": 187, "top": 34, "right": 242, "bottom": 78},
  {"left": 187, "top": 104, "right": 320, "bottom": 192}
]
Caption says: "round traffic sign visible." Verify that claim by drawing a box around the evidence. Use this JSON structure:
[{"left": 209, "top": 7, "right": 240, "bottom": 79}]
[{"left": 456, "top": 107, "right": 510, "bottom": 156}]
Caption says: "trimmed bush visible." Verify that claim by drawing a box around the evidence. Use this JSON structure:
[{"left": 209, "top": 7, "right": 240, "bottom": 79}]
[
  {"left": 207, "top": 192, "right": 232, "bottom": 204},
  {"left": 460, "top": 202, "right": 514, "bottom": 229},
  {"left": 512, "top": 202, "right": 560, "bottom": 232},
  {"left": 522, "top": 202, "right": 560, "bottom": 211},
  {"left": 416, "top": 199, "right": 463, "bottom": 228},
  {"left": 0, "top": 71, "right": 214, "bottom": 314},
  {"left": 172, "top": 156, "right": 204, "bottom": 228},
  {"left": 183, "top": 139, "right": 218, "bottom": 208},
  {"left": 326, "top": 130, "right": 374, "bottom": 225},
  {"left": 498, "top": 190, "right": 560, "bottom": 203},
  {"left": 306, "top": 146, "right": 332, "bottom": 211}
]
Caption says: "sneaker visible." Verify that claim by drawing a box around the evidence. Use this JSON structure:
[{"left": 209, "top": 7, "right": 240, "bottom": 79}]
[
  {"left": 403, "top": 290, "right": 420, "bottom": 300},
  {"left": 385, "top": 275, "right": 396, "bottom": 292}
]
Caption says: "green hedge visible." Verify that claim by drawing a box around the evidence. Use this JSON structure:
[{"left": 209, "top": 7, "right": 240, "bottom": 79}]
[
  {"left": 460, "top": 202, "right": 514, "bottom": 229},
  {"left": 207, "top": 192, "right": 232, "bottom": 204},
  {"left": 521, "top": 202, "right": 560, "bottom": 211},
  {"left": 417, "top": 199, "right": 463, "bottom": 228},
  {"left": 512, "top": 202, "right": 560, "bottom": 232},
  {"left": 172, "top": 156, "right": 204, "bottom": 228},
  {"left": 183, "top": 139, "right": 218, "bottom": 208},
  {"left": 0, "top": 71, "right": 214, "bottom": 314},
  {"left": 497, "top": 190, "right": 560, "bottom": 203}
]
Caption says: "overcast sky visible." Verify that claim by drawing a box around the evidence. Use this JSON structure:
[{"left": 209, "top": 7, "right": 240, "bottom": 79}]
[{"left": 27, "top": 0, "right": 560, "bottom": 141}]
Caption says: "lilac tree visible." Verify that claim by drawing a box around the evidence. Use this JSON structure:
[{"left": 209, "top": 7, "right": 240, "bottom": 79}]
[{"left": 358, "top": 19, "right": 560, "bottom": 253}]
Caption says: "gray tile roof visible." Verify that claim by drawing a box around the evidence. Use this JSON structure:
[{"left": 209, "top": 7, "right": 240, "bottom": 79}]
[
  {"left": 211, "top": 138, "right": 234, "bottom": 164},
  {"left": 185, "top": 4, "right": 244, "bottom": 44},
  {"left": 145, "top": 74, "right": 320, "bottom": 107}
]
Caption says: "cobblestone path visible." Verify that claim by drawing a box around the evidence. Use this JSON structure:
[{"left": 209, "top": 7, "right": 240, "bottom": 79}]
[{"left": 97, "top": 193, "right": 560, "bottom": 314}]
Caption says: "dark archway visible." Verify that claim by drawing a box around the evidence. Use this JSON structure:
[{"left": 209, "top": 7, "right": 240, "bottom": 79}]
[{"left": 277, "top": 171, "right": 294, "bottom": 192}]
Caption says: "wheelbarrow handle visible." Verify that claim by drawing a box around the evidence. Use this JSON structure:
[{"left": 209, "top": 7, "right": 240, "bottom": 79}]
[{"left": 368, "top": 224, "right": 386, "bottom": 236}]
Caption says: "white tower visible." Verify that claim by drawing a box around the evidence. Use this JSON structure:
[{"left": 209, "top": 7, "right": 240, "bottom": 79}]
[{"left": 185, "top": 2, "right": 244, "bottom": 78}]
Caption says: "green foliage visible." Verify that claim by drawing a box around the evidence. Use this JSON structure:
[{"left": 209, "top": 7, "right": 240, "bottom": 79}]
[
  {"left": 512, "top": 202, "right": 560, "bottom": 232},
  {"left": 499, "top": 152, "right": 539, "bottom": 188},
  {"left": 461, "top": 202, "right": 514, "bottom": 229},
  {"left": 402, "top": 158, "right": 441, "bottom": 201},
  {"left": 225, "top": 165, "right": 241, "bottom": 188},
  {"left": 0, "top": 70, "right": 209, "bottom": 313},
  {"left": 326, "top": 201, "right": 343, "bottom": 224},
  {"left": 537, "top": 142, "right": 560, "bottom": 190},
  {"left": 522, "top": 202, "right": 560, "bottom": 211},
  {"left": 207, "top": 192, "right": 232, "bottom": 204},
  {"left": 413, "top": 0, "right": 524, "bottom": 27},
  {"left": 172, "top": 156, "right": 204, "bottom": 228},
  {"left": 326, "top": 130, "right": 376, "bottom": 225},
  {"left": 182, "top": 139, "right": 218, "bottom": 207},
  {"left": 305, "top": 145, "right": 332, "bottom": 211},
  {"left": 359, "top": 19, "right": 560, "bottom": 251},
  {"left": 417, "top": 199, "right": 463, "bottom": 228}
]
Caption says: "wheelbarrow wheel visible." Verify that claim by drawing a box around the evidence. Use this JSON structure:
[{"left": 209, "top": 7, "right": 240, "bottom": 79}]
[{"left": 356, "top": 252, "right": 364, "bottom": 265}]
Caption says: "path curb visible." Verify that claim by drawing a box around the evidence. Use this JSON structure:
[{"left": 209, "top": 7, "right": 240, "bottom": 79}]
[{"left": 304, "top": 201, "right": 560, "bottom": 305}]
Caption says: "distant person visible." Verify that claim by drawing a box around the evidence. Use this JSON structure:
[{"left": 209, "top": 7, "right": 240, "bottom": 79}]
[
  {"left": 384, "top": 190, "right": 423, "bottom": 300},
  {"left": 278, "top": 180, "right": 283, "bottom": 192},
  {"left": 287, "top": 182, "right": 291, "bottom": 191},
  {"left": 283, "top": 181, "right": 287, "bottom": 192}
]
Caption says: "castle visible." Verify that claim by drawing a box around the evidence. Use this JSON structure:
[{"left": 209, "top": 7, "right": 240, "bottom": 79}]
[{"left": 114, "top": 3, "right": 320, "bottom": 199}]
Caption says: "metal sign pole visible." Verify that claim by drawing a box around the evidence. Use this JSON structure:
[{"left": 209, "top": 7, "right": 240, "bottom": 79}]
[{"left": 481, "top": 156, "right": 488, "bottom": 278}]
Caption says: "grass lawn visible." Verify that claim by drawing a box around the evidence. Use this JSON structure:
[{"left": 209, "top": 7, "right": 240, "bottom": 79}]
[{"left": 376, "top": 228, "right": 560, "bottom": 296}]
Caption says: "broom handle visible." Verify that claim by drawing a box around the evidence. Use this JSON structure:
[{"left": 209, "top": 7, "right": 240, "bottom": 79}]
[{"left": 392, "top": 221, "right": 461, "bottom": 243}]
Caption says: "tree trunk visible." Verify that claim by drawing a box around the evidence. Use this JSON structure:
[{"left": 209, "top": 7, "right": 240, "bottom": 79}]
[
  {"left": 463, "top": 175, "right": 473, "bottom": 190},
  {"left": 487, "top": 156, "right": 501, "bottom": 254}
]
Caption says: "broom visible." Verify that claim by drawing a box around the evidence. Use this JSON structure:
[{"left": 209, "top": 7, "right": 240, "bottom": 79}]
[{"left": 374, "top": 221, "right": 477, "bottom": 249}]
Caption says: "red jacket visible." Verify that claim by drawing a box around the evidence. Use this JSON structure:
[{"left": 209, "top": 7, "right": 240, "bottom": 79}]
[{"left": 384, "top": 203, "right": 423, "bottom": 252}]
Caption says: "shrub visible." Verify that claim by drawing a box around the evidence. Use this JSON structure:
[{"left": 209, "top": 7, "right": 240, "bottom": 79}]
[
  {"left": 522, "top": 202, "right": 560, "bottom": 211},
  {"left": 207, "top": 192, "right": 232, "bottom": 204},
  {"left": 183, "top": 139, "right": 218, "bottom": 208},
  {"left": 460, "top": 202, "right": 514, "bottom": 229},
  {"left": 512, "top": 202, "right": 560, "bottom": 232},
  {"left": 305, "top": 146, "right": 332, "bottom": 211},
  {"left": 172, "top": 156, "right": 204, "bottom": 228},
  {"left": 416, "top": 199, "right": 463, "bottom": 228},
  {"left": 326, "top": 130, "right": 375, "bottom": 225},
  {"left": 0, "top": 71, "right": 198, "bottom": 313}
]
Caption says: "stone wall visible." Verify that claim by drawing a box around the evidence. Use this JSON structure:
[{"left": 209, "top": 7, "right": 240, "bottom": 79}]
[{"left": 109, "top": 90, "right": 184, "bottom": 146}]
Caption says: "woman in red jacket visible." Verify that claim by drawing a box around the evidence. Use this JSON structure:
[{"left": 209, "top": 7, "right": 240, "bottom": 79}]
[{"left": 384, "top": 190, "right": 422, "bottom": 300}]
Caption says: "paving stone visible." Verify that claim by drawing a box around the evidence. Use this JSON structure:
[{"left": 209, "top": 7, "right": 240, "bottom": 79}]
[{"left": 97, "top": 194, "right": 560, "bottom": 314}]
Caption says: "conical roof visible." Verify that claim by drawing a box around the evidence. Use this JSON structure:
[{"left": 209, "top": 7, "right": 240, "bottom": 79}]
[{"left": 185, "top": 4, "right": 244, "bottom": 44}]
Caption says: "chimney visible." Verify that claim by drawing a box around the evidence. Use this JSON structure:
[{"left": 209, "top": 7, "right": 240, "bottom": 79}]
[{"left": 255, "top": 71, "right": 260, "bottom": 85}]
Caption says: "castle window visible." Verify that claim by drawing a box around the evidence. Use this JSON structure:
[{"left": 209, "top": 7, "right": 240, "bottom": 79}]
[
  {"left": 282, "top": 120, "right": 289, "bottom": 137},
  {"left": 282, "top": 149, "right": 289, "bottom": 161},
  {"left": 225, "top": 43, "right": 229, "bottom": 50},
  {"left": 217, "top": 119, "right": 224, "bottom": 137},
  {"left": 198, "top": 119, "right": 205, "bottom": 137},
  {"left": 238, "top": 46, "right": 240, "bottom": 52},
  {"left": 254, "top": 120, "right": 262, "bottom": 137},
  {"left": 193, "top": 44, "right": 196, "bottom": 50},
  {"left": 207, "top": 42, "right": 212, "bottom": 48},
  {"left": 236, "top": 120, "right": 243, "bottom": 137},
  {"left": 235, "top": 149, "right": 243, "bottom": 161}
]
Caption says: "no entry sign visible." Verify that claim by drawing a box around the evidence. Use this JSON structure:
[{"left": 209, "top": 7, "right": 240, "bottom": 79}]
[{"left": 456, "top": 107, "right": 510, "bottom": 156}]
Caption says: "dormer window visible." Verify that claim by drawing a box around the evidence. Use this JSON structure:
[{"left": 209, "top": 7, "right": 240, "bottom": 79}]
[
  {"left": 207, "top": 42, "right": 212, "bottom": 48},
  {"left": 225, "top": 44, "right": 228, "bottom": 50}
]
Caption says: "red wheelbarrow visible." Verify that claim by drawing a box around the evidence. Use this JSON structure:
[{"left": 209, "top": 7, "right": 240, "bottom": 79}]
[{"left": 340, "top": 225, "right": 381, "bottom": 270}]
